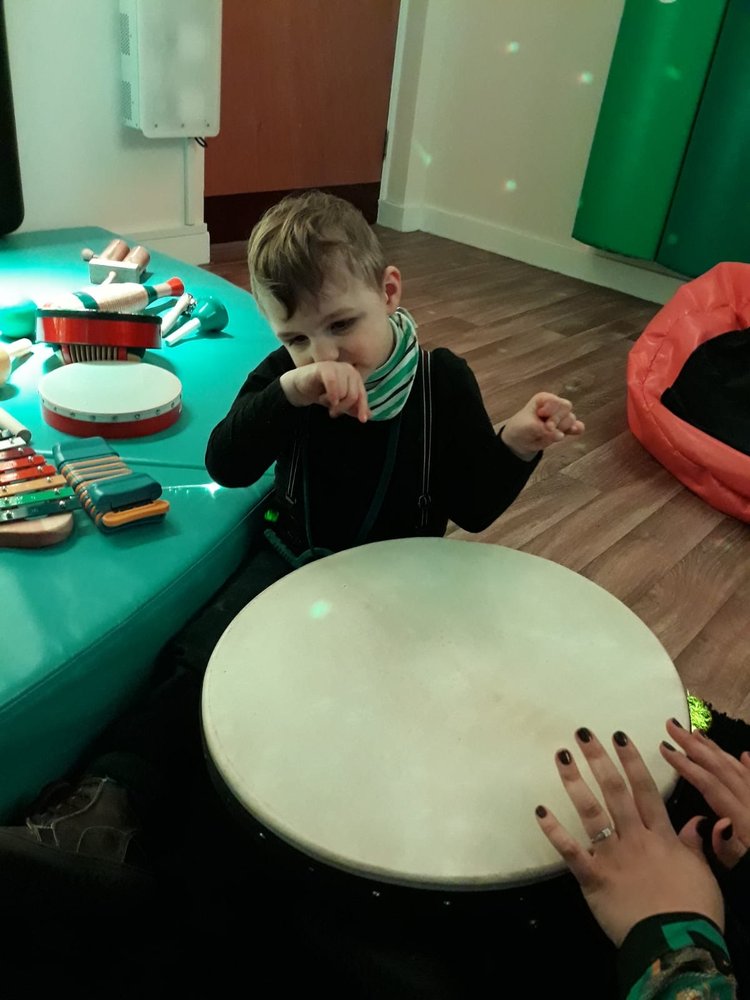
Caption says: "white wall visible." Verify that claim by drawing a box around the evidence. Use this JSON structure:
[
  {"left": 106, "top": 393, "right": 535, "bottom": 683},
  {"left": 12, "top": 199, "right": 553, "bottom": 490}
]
[
  {"left": 4, "top": 0, "right": 208, "bottom": 263},
  {"left": 381, "top": 0, "right": 685, "bottom": 304}
]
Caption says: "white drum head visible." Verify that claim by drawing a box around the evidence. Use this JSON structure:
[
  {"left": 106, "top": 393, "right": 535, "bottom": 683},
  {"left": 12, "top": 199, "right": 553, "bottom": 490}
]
[
  {"left": 202, "top": 538, "right": 688, "bottom": 890},
  {"left": 39, "top": 361, "right": 182, "bottom": 437}
]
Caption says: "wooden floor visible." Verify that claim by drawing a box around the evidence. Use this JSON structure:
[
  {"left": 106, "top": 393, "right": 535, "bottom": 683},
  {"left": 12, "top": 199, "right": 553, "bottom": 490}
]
[{"left": 206, "top": 229, "right": 750, "bottom": 719}]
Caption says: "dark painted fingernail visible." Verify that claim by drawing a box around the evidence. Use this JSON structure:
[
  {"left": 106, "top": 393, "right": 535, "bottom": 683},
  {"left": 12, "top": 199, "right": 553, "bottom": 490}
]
[
  {"left": 722, "top": 824, "right": 733, "bottom": 841},
  {"left": 696, "top": 817, "right": 709, "bottom": 840},
  {"left": 557, "top": 749, "right": 572, "bottom": 765},
  {"left": 535, "top": 805, "right": 547, "bottom": 818},
  {"left": 671, "top": 718, "right": 683, "bottom": 728},
  {"left": 576, "top": 727, "right": 592, "bottom": 743},
  {"left": 662, "top": 741, "right": 676, "bottom": 752},
  {"left": 613, "top": 731, "right": 628, "bottom": 747}
]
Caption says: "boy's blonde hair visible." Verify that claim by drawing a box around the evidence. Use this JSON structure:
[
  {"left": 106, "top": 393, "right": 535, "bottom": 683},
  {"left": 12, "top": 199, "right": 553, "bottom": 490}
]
[{"left": 248, "top": 191, "right": 386, "bottom": 318}]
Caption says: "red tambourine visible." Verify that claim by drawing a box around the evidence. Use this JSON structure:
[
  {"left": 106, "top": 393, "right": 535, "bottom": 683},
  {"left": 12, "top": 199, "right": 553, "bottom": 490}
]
[{"left": 38, "top": 310, "right": 162, "bottom": 363}]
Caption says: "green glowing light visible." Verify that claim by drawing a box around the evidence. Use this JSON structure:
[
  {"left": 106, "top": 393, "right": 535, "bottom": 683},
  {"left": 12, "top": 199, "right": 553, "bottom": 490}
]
[
  {"left": 665, "top": 233, "right": 679, "bottom": 246},
  {"left": 505, "top": 41, "right": 520, "bottom": 54},
  {"left": 687, "top": 694, "right": 712, "bottom": 733},
  {"left": 665, "top": 65, "right": 683, "bottom": 81},
  {"left": 504, "top": 179, "right": 517, "bottom": 192},
  {"left": 578, "top": 71, "right": 594, "bottom": 85},
  {"left": 415, "top": 142, "right": 433, "bottom": 167},
  {"left": 310, "top": 600, "right": 332, "bottom": 620}
]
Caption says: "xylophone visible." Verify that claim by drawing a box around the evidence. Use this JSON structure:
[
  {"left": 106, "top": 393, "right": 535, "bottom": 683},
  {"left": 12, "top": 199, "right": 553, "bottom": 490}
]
[
  {"left": 53, "top": 436, "right": 169, "bottom": 532},
  {"left": 0, "top": 435, "right": 76, "bottom": 548}
]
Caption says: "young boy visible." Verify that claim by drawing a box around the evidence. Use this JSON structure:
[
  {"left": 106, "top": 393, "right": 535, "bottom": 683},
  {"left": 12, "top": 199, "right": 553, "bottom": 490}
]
[
  {"left": 205, "top": 190, "right": 583, "bottom": 568},
  {"left": 0, "top": 192, "right": 583, "bottom": 939}
]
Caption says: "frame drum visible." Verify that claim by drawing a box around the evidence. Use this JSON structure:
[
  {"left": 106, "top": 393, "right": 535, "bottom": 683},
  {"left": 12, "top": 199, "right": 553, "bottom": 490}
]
[
  {"left": 202, "top": 539, "right": 688, "bottom": 899},
  {"left": 39, "top": 361, "right": 182, "bottom": 438}
]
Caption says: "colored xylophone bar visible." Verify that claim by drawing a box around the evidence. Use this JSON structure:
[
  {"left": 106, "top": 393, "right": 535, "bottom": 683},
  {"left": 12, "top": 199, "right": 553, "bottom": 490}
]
[
  {"left": 0, "top": 436, "right": 79, "bottom": 522},
  {"left": 52, "top": 436, "right": 169, "bottom": 532}
]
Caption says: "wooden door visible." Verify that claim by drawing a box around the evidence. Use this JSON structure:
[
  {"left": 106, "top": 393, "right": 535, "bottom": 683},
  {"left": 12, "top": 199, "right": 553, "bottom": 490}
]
[{"left": 205, "top": 0, "right": 400, "bottom": 241}]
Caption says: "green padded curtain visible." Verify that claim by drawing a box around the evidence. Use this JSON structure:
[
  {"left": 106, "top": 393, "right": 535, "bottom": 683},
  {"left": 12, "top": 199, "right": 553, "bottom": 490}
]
[
  {"left": 575, "top": 0, "right": 750, "bottom": 277},
  {"left": 657, "top": 0, "right": 750, "bottom": 276},
  {"left": 573, "top": 0, "right": 728, "bottom": 261}
]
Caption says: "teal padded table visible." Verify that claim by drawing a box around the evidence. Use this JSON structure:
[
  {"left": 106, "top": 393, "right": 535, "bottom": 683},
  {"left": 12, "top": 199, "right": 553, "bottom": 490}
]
[{"left": 0, "top": 227, "right": 276, "bottom": 820}]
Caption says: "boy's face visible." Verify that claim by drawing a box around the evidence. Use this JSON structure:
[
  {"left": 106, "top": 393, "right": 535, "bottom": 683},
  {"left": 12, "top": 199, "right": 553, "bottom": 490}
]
[{"left": 256, "top": 264, "right": 402, "bottom": 380}]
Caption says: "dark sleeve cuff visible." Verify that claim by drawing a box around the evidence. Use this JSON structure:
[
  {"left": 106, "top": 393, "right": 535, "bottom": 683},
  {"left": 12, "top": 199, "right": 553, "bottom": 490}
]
[
  {"left": 618, "top": 913, "right": 732, "bottom": 999},
  {"left": 204, "top": 376, "right": 298, "bottom": 486},
  {"left": 251, "top": 376, "right": 298, "bottom": 424}
]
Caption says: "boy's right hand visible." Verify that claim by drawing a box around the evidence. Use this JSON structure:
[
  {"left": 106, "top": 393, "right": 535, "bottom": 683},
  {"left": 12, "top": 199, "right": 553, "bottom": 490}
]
[{"left": 280, "top": 362, "right": 371, "bottom": 423}]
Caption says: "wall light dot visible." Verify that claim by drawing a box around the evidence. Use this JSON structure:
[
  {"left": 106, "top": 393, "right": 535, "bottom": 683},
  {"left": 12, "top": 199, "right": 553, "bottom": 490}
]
[
  {"left": 577, "top": 71, "right": 594, "bottom": 85},
  {"left": 415, "top": 141, "right": 433, "bottom": 167},
  {"left": 504, "top": 179, "right": 517, "bottom": 192},
  {"left": 505, "top": 41, "right": 520, "bottom": 54},
  {"left": 310, "top": 600, "right": 332, "bottom": 620}
]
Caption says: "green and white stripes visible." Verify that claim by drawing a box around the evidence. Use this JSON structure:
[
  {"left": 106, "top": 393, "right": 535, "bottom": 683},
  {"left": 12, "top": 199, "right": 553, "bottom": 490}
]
[{"left": 365, "top": 308, "right": 419, "bottom": 422}]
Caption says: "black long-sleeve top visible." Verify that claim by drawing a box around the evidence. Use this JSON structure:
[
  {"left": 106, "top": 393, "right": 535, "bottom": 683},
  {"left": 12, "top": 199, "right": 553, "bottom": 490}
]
[{"left": 205, "top": 346, "right": 539, "bottom": 555}]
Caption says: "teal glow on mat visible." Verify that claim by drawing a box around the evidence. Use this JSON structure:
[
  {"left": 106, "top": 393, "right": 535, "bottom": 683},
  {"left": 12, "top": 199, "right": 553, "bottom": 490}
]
[
  {"left": 573, "top": 0, "right": 727, "bottom": 260},
  {"left": 657, "top": 0, "right": 750, "bottom": 277}
]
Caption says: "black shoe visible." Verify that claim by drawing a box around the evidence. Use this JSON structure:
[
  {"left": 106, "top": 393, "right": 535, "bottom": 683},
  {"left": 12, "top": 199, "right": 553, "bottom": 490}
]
[{"left": 0, "top": 775, "right": 154, "bottom": 909}]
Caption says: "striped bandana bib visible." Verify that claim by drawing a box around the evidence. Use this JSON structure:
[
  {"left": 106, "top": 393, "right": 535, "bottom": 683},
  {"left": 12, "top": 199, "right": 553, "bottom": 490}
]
[{"left": 365, "top": 308, "right": 419, "bottom": 421}]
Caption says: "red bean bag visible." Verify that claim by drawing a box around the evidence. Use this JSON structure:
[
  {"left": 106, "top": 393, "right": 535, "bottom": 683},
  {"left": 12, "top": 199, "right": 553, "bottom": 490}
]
[{"left": 627, "top": 262, "right": 750, "bottom": 522}]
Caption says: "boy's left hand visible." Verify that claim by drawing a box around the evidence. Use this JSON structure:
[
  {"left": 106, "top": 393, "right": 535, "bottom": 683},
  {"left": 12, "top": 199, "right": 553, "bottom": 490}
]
[{"left": 501, "top": 393, "right": 584, "bottom": 460}]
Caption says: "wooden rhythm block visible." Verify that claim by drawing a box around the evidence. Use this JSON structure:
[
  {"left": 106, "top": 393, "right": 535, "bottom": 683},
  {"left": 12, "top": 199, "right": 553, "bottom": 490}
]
[
  {"left": 53, "top": 436, "right": 169, "bottom": 532},
  {"left": 81, "top": 240, "right": 151, "bottom": 284}
]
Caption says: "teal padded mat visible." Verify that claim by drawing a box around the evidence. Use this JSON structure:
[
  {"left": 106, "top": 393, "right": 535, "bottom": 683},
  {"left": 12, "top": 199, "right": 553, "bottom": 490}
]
[
  {"left": 657, "top": 0, "right": 750, "bottom": 276},
  {"left": 0, "top": 227, "right": 275, "bottom": 818}
]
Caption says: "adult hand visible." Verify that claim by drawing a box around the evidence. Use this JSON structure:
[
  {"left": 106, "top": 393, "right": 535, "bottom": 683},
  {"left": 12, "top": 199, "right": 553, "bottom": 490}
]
[
  {"left": 535, "top": 727, "right": 723, "bottom": 947},
  {"left": 662, "top": 717, "right": 750, "bottom": 871}
]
